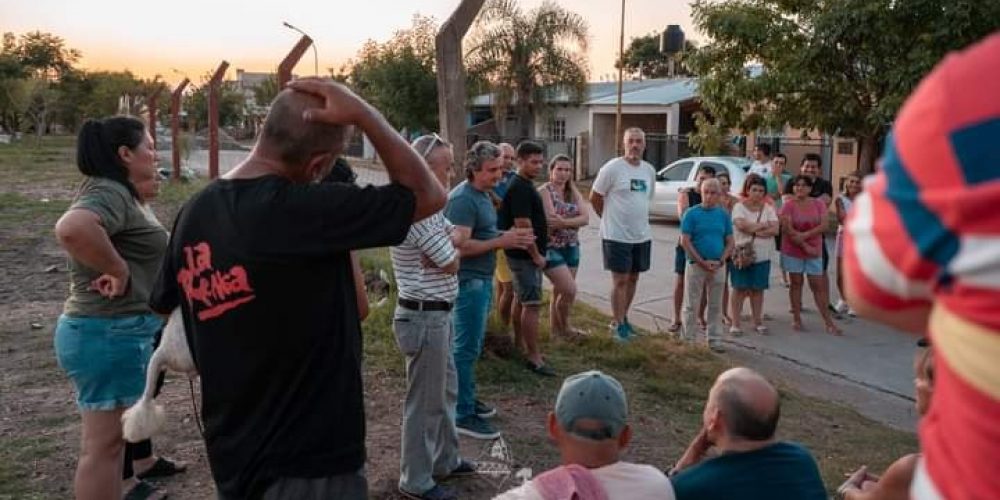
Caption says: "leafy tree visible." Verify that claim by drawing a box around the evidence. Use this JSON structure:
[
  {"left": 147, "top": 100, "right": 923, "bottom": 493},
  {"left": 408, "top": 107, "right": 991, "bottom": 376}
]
[
  {"left": 688, "top": 112, "right": 725, "bottom": 155},
  {"left": 185, "top": 74, "right": 247, "bottom": 130},
  {"left": 13, "top": 31, "right": 80, "bottom": 80},
  {"left": 465, "top": 0, "right": 589, "bottom": 138},
  {"left": 252, "top": 75, "right": 280, "bottom": 108},
  {"left": 346, "top": 15, "right": 439, "bottom": 133},
  {"left": 688, "top": 0, "right": 1000, "bottom": 172},
  {"left": 616, "top": 33, "right": 696, "bottom": 79}
]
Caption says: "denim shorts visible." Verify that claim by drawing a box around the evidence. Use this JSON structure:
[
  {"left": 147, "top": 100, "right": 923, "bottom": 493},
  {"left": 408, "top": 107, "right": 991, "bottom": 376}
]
[
  {"left": 545, "top": 245, "right": 580, "bottom": 269},
  {"left": 54, "top": 313, "right": 162, "bottom": 411},
  {"left": 781, "top": 254, "right": 824, "bottom": 276},
  {"left": 602, "top": 239, "right": 651, "bottom": 274},
  {"left": 674, "top": 245, "right": 687, "bottom": 274},
  {"left": 507, "top": 257, "right": 543, "bottom": 305}
]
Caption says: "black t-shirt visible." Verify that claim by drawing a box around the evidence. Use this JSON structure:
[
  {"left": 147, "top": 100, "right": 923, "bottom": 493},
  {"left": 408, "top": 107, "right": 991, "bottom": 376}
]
[
  {"left": 149, "top": 175, "right": 415, "bottom": 498},
  {"left": 498, "top": 174, "right": 548, "bottom": 260},
  {"left": 783, "top": 176, "right": 833, "bottom": 201}
]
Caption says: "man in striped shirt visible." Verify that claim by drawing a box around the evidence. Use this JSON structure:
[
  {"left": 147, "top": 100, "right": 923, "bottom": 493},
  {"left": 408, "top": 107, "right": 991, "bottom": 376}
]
[
  {"left": 390, "top": 135, "right": 474, "bottom": 500},
  {"left": 844, "top": 33, "right": 1000, "bottom": 500}
]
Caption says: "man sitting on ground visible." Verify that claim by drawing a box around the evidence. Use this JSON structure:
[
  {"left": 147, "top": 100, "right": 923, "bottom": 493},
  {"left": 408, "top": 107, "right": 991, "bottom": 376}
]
[
  {"left": 669, "top": 367, "right": 826, "bottom": 500},
  {"left": 495, "top": 370, "right": 675, "bottom": 499}
]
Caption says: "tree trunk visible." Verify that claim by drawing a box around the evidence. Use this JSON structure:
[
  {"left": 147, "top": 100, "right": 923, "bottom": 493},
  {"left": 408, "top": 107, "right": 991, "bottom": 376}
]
[
  {"left": 435, "top": 0, "right": 486, "bottom": 179},
  {"left": 857, "top": 133, "right": 880, "bottom": 174}
]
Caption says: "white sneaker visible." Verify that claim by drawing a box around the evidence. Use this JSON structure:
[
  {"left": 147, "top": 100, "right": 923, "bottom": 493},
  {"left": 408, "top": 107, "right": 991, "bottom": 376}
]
[
  {"left": 834, "top": 299, "right": 849, "bottom": 314},
  {"left": 847, "top": 308, "right": 857, "bottom": 317}
]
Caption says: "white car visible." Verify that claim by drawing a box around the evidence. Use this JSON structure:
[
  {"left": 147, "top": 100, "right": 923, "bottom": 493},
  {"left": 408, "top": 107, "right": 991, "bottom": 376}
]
[{"left": 650, "top": 156, "right": 752, "bottom": 220}]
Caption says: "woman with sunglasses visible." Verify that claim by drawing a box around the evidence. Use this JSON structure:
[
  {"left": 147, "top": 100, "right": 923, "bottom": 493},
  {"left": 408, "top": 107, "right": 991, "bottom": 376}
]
[
  {"left": 538, "top": 154, "right": 589, "bottom": 340},
  {"left": 779, "top": 175, "right": 842, "bottom": 334}
]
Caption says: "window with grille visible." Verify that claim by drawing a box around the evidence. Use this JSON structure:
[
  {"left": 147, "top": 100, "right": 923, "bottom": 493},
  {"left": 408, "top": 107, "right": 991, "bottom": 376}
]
[
  {"left": 837, "top": 141, "right": 855, "bottom": 155},
  {"left": 548, "top": 118, "right": 566, "bottom": 142}
]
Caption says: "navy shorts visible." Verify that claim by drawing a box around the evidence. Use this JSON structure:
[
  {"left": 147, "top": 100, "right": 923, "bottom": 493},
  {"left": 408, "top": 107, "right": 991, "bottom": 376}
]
[
  {"left": 602, "top": 239, "right": 651, "bottom": 274},
  {"left": 674, "top": 245, "right": 687, "bottom": 274}
]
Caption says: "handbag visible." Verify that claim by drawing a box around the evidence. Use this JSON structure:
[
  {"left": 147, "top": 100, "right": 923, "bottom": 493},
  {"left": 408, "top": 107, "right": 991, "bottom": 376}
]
[{"left": 732, "top": 205, "right": 764, "bottom": 269}]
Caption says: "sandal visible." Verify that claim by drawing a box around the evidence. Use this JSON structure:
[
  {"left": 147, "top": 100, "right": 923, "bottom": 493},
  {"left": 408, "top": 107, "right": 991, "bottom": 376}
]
[
  {"left": 136, "top": 457, "right": 187, "bottom": 480},
  {"left": 667, "top": 322, "right": 681, "bottom": 333},
  {"left": 124, "top": 480, "right": 167, "bottom": 500},
  {"left": 792, "top": 319, "right": 804, "bottom": 332},
  {"left": 825, "top": 323, "right": 844, "bottom": 336},
  {"left": 526, "top": 361, "right": 556, "bottom": 377},
  {"left": 755, "top": 325, "right": 769, "bottom": 335},
  {"left": 728, "top": 326, "right": 743, "bottom": 337}
]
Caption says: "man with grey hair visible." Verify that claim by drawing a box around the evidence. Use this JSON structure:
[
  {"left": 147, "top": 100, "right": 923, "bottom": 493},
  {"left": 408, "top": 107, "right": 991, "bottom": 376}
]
[
  {"left": 495, "top": 370, "right": 674, "bottom": 499},
  {"left": 149, "top": 79, "right": 446, "bottom": 499},
  {"left": 391, "top": 135, "right": 477, "bottom": 500},
  {"left": 589, "top": 127, "right": 657, "bottom": 342},
  {"left": 669, "top": 368, "right": 826, "bottom": 500},
  {"left": 679, "top": 177, "right": 733, "bottom": 352},
  {"left": 445, "top": 141, "right": 534, "bottom": 441}
]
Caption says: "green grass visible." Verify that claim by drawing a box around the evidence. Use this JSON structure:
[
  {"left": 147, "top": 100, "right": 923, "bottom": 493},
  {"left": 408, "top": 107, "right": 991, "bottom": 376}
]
[
  {"left": 0, "top": 435, "right": 60, "bottom": 499},
  {"left": 354, "top": 247, "right": 917, "bottom": 493}
]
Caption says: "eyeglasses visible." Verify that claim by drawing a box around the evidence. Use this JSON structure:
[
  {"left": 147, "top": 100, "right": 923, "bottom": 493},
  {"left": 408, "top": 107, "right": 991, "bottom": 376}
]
[{"left": 419, "top": 133, "right": 448, "bottom": 159}]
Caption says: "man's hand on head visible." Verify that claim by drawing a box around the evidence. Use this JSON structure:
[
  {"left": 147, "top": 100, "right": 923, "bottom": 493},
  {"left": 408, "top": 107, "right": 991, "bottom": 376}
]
[{"left": 287, "top": 78, "right": 370, "bottom": 125}]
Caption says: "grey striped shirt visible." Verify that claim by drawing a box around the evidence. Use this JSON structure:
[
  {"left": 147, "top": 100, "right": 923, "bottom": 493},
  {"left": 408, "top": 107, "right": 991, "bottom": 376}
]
[{"left": 390, "top": 212, "right": 459, "bottom": 302}]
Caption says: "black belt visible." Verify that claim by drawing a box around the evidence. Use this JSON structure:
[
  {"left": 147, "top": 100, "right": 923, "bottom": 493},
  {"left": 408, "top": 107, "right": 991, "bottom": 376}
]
[{"left": 398, "top": 298, "right": 453, "bottom": 312}]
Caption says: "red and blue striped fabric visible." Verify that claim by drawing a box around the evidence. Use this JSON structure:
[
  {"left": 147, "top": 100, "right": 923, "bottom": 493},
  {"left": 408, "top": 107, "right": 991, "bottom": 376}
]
[{"left": 844, "top": 32, "right": 1000, "bottom": 500}]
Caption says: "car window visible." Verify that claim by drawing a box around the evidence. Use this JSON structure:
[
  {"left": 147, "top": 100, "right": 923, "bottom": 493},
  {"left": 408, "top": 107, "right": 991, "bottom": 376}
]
[
  {"left": 659, "top": 161, "right": 694, "bottom": 182},
  {"left": 700, "top": 161, "right": 726, "bottom": 176}
]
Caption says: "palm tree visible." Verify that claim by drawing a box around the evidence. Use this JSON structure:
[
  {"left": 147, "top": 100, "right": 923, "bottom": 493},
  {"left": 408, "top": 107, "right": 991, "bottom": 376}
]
[{"left": 465, "top": 0, "right": 589, "bottom": 138}]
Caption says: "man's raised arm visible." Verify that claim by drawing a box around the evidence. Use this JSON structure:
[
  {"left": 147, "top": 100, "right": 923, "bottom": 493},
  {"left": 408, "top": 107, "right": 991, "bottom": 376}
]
[{"left": 289, "top": 78, "right": 445, "bottom": 221}]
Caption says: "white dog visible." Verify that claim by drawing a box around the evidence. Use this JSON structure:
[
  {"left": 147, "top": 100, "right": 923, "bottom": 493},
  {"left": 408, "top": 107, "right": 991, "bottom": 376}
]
[{"left": 122, "top": 308, "right": 198, "bottom": 442}]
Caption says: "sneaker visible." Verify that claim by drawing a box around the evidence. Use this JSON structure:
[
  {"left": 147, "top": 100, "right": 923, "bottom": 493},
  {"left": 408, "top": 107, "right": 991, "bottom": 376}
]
[
  {"left": 612, "top": 322, "right": 632, "bottom": 342},
  {"left": 456, "top": 415, "right": 500, "bottom": 440},
  {"left": 399, "top": 484, "right": 458, "bottom": 500},
  {"left": 526, "top": 361, "right": 557, "bottom": 377},
  {"left": 834, "top": 299, "right": 849, "bottom": 314},
  {"left": 474, "top": 399, "right": 496, "bottom": 419},
  {"left": 623, "top": 320, "right": 636, "bottom": 336},
  {"left": 436, "top": 458, "right": 478, "bottom": 479},
  {"left": 847, "top": 307, "right": 857, "bottom": 317}
]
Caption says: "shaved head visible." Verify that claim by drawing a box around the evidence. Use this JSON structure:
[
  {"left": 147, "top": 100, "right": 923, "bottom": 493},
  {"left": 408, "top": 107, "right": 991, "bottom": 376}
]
[
  {"left": 711, "top": 368, "right": 780, "bottom": 441},
  {"left": 260, "top": 89, "right": 351, "bottom": 168}
]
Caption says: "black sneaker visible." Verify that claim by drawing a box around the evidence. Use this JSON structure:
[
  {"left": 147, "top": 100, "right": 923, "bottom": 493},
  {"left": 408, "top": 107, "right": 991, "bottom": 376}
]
[
  {"left": 474, "top": 399, "right": 497, "bottom": 419},
  {"left": 456, "top": 415, "right": 500, "bottom": 440},
  {"left": 435, "top": 458, "right": 478, "bottom": 480},
  {"left": 398, "top": 484, "right": 457, "bottom": 500}
]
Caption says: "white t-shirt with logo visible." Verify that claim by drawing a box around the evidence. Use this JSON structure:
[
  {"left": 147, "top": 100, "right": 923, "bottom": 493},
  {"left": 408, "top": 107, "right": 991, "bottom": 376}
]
[
  {"left": 494, "top": 461, "right": 675, "bottom": 500},
  {"left": 749, "top": 160, "right": 773, "bottom": 177},
  {"left": 592, "top": 157, "right": 656, "bottom": 243}
]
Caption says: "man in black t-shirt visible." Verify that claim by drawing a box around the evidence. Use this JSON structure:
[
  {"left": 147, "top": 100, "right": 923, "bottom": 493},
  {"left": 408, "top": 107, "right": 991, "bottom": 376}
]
[
  {"left": 498, "top": 141, "right": 553, "bottom": 376},
  {"left": 149, "top": 79, "right": 445, "bottom": 499}
]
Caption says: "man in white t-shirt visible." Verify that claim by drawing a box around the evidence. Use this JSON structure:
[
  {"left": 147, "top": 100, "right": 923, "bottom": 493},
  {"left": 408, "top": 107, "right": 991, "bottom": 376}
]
[
  {"left": 589, "top": 128, "right": 657, "bottom": 341},
  {"left": 494, "top": 370, "right": 674, "bottom": 500},
  {"left": 748, "top": 143, "right": 773, "bottom": 177}
]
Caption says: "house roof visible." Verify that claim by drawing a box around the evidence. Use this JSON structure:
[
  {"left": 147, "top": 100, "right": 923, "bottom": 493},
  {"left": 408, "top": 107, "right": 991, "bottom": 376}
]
[
  {"left": 585, "top": 78, "right": 698, "bottom": 106},
  {"left": 470, "top": 77, "right": 698, "bottom": 107}
]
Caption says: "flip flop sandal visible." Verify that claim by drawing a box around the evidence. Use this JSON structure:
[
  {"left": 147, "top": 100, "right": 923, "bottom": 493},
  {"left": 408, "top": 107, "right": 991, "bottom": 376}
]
[
  {"left": 755, "top": 325, "right": 769, "bottom": 335},
  {"left": 728, "top": 326, "right": 743, "bottom": 337},
  {"left": 136, "top": 457, "right": 187, "bottom": 480}
]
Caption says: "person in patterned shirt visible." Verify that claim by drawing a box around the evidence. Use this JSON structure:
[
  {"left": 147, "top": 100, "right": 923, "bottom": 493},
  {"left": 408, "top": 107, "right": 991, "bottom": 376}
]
[{"left": 843, "top": 33, "right": 1000, "bottom": 500}]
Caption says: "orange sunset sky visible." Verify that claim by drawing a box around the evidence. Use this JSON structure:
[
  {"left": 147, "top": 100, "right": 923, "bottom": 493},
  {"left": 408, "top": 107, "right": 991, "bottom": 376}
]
[{"left": 3, "top": 0, "right": 699, "bottom": 85}]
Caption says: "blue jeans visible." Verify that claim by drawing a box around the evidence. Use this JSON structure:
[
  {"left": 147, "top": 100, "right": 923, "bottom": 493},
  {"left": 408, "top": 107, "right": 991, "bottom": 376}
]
[
  {"left": 54, "top": 313, "right": 162, "bottom": 411},
  {"left": 452, "top": 277, "right": 493, "bottom": 419}
]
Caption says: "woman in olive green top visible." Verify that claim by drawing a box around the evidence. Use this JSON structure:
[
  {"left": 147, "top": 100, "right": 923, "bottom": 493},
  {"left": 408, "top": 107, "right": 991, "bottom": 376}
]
[{"left": 54, "top": 116, "right": 171, "bottom": 499}]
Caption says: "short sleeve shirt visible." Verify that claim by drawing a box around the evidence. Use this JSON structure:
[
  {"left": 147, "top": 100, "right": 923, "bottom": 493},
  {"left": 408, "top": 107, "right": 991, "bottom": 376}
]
[
  {"left": 591, "top": 157, "right": 656, "bottom": 243},
  {"left": 148, "top": 175, "right": 415, "bottom": 498},
  {"left": 671, "top": 442, "right": 827, "bottom": 500},
  {"left": 732, "top": 202, "right": 779, "bottom": 262},
  {"left": 783, "top": 176, "right": 833, "bottom": 201},
  {"left": 391, "top": 213, "right": 459, "bottom": 302},
  {"left": 498, "top": 174, "right": 548, "bottom": 260},
  {"left": 495, "top": 462, "right": 675, "bottom": 500},
  {"left": 63, "top": 177, "right": 168, "bottom": 317},
  {"left": 779, "top": 198, "right": 826, "bottom": 259},
  {"left": 680, "top": 205, "right": 733, "bottom": 261},
  {"left": 445, "top": 180, "right": 500, "bottom": 280}
]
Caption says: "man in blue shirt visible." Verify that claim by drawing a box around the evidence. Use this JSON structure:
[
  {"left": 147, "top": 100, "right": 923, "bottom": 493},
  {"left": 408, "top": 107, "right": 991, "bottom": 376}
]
[
  {"left": 679, "top": 178, "right": 733, "bottom": 352},
  {"left": 445, "top": 141, "right": 534, "bottom": 441},
  {"left": 669, "top": 368, "right": 827, "bottom": 500}
]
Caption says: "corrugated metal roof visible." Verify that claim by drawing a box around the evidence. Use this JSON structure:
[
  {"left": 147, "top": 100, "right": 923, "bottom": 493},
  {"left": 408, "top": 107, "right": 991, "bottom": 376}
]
[
  {"left": 585, "top": 78, "right": 698, "bottom": 106},
  {"left": 469, "top": 78, "right": 695, "bottom": 107}
]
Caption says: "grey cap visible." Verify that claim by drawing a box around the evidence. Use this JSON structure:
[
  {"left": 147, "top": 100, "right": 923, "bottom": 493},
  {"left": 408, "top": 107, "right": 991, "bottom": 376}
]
[{"left": 555, "top": 370, "right": 628, "bottom": 440}]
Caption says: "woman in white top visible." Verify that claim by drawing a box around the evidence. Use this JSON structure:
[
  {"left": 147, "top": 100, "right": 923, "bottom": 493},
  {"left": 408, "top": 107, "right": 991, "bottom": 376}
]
[
  {"left": 729, "top": 175, "right": 780, "bottom": 334},
  {"left": 833, "top": 172, "right": 863, "bottom": 316}
]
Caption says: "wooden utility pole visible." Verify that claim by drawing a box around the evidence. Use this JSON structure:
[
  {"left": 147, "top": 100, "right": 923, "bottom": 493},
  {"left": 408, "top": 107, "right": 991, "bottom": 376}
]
[
  {"left": 170, "top": 78, "right": 190, "bottom": 181},
  {"left": 435, "top": 0, "right": 486, "bottom": 171},
  {"left": 208, "top": 61, "right": 230, "bottom": 179}
]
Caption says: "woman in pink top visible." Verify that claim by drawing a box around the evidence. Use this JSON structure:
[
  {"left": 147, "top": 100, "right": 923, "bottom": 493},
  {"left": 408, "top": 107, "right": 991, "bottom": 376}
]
[{"left": 779, "top": 175, "right": 841, "bottom": 335}]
